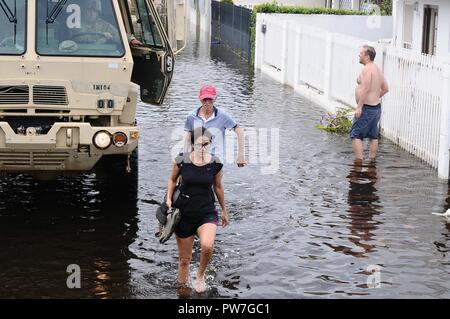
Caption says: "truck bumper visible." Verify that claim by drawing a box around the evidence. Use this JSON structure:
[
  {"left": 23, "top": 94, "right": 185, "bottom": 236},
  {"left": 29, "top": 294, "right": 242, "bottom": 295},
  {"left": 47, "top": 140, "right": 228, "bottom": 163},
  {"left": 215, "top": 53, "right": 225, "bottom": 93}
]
[{"left": 0, "top": 122, "right": 139, "bottom": 171}]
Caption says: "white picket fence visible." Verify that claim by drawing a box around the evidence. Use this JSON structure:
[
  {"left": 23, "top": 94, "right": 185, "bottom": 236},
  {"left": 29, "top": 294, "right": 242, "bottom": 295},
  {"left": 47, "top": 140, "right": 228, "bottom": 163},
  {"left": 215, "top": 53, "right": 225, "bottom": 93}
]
[
  {"left": 381, "top": 47, "right": 445, "bottom": 169},
  {"left": 255, "top": 14, "right": 450, "bottom": 178}
]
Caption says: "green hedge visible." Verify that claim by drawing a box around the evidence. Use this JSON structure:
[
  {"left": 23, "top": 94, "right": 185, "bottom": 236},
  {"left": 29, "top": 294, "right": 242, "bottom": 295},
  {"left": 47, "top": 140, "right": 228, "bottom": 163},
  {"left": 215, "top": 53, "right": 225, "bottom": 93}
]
[
  {"left": 253, "top": 3, "right": 364, "bottom": 15},
  {"left": 250, "top": 3, "right": 367, "bottom": 65}
]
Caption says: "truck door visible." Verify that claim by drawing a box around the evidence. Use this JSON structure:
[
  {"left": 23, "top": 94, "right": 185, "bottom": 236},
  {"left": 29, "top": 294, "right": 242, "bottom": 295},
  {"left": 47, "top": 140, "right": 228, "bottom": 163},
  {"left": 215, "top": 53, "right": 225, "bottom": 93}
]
[{"left": 127, "top": 0, "right": 174, "bottom": 105}]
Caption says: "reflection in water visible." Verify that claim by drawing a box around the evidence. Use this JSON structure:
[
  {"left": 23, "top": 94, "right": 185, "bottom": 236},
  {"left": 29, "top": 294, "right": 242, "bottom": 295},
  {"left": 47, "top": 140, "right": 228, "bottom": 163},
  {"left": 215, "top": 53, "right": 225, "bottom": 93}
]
[
  {"left": 346, "top": 160, "right": 381, "bottom": 257},
  {"left": 0, "top": 174, "right": 138, "bottom": 298},
  {"left": 176, "top": 283, "right": 192, "bottom": 299}
]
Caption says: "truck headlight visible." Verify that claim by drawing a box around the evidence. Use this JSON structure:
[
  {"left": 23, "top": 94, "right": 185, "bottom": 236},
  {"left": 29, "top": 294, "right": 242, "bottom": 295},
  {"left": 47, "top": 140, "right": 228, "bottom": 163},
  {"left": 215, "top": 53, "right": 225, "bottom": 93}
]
[
  {"left": 113, "top": 132, "right": 128, "bottom": 147},
  {"left": 93, "top": 131, "right": 112, "bottom": 150}
]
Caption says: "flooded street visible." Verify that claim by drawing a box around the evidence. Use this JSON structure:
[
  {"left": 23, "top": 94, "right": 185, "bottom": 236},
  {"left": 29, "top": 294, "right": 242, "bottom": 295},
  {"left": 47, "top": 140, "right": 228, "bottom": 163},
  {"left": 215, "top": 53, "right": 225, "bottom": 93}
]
[{"left": 2, "top": 25, "right": 450, "bottom": 299}]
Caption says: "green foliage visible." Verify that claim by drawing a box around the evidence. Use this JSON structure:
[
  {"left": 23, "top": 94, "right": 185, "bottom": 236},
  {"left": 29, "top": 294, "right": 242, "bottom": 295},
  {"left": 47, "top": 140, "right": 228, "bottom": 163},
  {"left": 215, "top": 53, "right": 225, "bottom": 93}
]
[
  {"left": 221, "top": 0, "right": 234, "bottom": 5},
  {"left": 253, "top": 2, "right": 364, "bottom": 15},
  {"left": 250, "top": 10, "right": 257, "bottom": 66},
  {"left": 315, "top": 106, "right": 354, "bottom": 134}
]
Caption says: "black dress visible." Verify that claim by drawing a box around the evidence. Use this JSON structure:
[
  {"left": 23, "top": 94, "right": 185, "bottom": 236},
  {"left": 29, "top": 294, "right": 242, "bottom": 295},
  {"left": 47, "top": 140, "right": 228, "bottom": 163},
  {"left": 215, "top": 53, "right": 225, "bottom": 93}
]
[{"left": 174, "top": 153, "right": 223, "bottom": 238}]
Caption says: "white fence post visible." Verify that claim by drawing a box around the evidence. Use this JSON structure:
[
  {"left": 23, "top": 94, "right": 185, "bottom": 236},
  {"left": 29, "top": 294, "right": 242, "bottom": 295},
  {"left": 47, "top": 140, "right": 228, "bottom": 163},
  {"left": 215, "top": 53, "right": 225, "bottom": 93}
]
[
  {"left": 332, "top": 0, "right": 340, "bottom": 9},
  {"left": 323, "top": 32, "right": 334, "bottom": 100},
  {"left": 294, "top": 25, "right": 303, "bottom": 88},
  {"left": 438, "top": 63, "right": 450, "bottom": 179},
  {"left": 281, "top": 20, "right": 289, "bottom": 84}
]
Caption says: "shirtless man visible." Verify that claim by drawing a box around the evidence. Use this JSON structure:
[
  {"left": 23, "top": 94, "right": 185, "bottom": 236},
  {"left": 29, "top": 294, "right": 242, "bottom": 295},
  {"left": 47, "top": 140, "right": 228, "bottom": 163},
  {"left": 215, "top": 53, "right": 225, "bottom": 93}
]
[{"left": 351, "top": 45, "right": 389, "bottom": 162}]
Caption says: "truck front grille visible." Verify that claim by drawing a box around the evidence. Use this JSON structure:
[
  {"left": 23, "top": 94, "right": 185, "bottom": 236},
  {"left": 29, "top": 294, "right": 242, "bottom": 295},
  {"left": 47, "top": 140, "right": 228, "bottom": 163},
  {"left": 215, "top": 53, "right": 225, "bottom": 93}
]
[
  {"left": 0, "top": 151, "right": 70, "bottom": 169},
  {"left": 33, "top": 86, "right": 68, "bottom": 105},
  {"left": 0, "top": 86, "right": 30, "bottom": 105}
]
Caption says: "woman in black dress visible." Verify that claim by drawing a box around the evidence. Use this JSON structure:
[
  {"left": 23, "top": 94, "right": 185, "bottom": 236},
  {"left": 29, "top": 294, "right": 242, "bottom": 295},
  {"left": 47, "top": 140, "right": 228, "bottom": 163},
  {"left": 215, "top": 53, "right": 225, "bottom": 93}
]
[{"left": 166, "top": 127, "right": 228, "bottom": 293}]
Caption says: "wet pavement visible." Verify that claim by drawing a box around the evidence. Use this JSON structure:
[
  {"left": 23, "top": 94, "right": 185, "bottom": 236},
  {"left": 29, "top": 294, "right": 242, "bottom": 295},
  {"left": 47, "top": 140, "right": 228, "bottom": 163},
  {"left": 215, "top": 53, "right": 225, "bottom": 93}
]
[{"left": 1, "top": 25, "right": 450, "bottom": 298}]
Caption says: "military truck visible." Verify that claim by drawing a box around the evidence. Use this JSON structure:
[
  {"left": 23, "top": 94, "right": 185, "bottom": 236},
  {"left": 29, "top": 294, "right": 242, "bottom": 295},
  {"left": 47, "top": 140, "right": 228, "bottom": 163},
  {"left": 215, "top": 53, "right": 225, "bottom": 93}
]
[{"left": 0, "top": 0, "right": 179, "bottom": 184}]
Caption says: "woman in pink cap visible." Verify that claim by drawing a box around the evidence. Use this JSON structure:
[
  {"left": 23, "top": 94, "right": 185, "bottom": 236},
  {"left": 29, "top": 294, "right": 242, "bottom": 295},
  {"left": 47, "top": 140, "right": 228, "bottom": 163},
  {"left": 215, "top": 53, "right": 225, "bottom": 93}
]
[{"left": 184, "top": 84, "right": 246, "bottom": 167}]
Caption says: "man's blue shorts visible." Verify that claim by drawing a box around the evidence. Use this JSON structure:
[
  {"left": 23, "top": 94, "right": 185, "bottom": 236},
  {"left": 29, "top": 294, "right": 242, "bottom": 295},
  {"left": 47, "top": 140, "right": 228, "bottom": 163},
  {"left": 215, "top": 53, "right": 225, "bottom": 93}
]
[{"left": 350, "top": 104, "right": 381, "bottom": 140}]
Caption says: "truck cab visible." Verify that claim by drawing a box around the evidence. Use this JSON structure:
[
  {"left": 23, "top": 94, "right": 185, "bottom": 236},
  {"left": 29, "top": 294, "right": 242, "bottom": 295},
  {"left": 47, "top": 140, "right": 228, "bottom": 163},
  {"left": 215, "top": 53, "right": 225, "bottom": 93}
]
[{"left": 0, "top": 0, "right": 175, "bottom": 179}]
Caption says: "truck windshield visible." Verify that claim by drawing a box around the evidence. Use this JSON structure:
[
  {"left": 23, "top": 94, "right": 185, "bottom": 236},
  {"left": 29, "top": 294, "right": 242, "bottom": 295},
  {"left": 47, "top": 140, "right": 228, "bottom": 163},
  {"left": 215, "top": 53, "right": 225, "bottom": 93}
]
[
  {"left": 36, "top": 0, "right": 125, "bottom": 57},
  {"left": 0, "top": 0, "right": 26, "bottom": 55}
]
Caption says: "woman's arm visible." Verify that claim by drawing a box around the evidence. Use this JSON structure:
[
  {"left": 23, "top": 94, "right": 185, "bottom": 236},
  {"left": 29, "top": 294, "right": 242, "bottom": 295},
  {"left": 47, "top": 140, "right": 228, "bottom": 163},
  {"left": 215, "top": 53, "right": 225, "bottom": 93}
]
[
  {"left": 166, "top": 164, "right": 180, "bottom": 208},
  {"left": 213, "top": 170, "right": 228, "bottom": 227}
]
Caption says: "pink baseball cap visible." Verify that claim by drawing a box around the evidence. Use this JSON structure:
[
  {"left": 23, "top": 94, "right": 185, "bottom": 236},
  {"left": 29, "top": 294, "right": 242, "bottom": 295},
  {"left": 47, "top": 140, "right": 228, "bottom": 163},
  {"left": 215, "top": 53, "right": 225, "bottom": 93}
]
[{"left": 199, "top": 85, "right": 217, "bottom": 100}]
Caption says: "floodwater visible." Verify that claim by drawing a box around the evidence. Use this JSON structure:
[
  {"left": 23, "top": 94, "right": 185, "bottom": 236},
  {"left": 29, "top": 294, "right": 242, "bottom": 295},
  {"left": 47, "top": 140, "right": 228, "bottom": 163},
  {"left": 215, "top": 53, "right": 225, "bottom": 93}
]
[{"left": 1, "top": 25, "right": 450, "bottom": 299}]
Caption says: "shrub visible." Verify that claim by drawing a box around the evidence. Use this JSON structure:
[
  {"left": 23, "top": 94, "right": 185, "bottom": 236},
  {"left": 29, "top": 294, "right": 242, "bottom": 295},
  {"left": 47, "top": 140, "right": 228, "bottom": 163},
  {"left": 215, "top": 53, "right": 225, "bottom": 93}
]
[
  {"left": 315, "top": 106, "right": 354, "bottom": 134},
  {"left": 253, "top": 2, "right": 364, "bottom": 15}
]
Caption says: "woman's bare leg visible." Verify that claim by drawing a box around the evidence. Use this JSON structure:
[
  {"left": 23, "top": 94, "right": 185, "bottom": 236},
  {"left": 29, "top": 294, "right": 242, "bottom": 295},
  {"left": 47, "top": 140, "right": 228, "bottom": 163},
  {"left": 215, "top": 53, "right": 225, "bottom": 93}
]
[
  {"left": 194, "top": 223, "right": 217, "bottom": 292},
  {"left": 176, "top": 235, "right": 195, "bottom": 284}
]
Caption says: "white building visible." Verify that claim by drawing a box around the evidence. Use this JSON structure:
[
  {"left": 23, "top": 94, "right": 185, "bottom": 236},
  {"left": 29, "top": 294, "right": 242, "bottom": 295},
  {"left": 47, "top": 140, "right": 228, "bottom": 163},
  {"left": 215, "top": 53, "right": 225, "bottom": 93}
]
[{"left": 393, "top": 0, "right": 450, "bottom": 57}]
